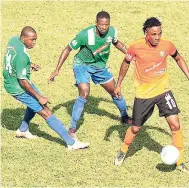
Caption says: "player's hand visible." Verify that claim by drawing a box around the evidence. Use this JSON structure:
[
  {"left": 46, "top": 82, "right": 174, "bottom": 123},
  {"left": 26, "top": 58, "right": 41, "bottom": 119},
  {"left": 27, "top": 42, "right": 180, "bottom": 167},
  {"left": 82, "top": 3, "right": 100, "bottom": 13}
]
[
  {"left": 38, "top": 96, "right": 51, "bottom": 107},
  {"left": 48, "top": 70, "right": 59, "bottom": 83},
  {"left": 31, "top": 63, "right": 41, "bottom": 71},
  {"left": 114, "top": 86, "right": 121, "bottom": 99}
]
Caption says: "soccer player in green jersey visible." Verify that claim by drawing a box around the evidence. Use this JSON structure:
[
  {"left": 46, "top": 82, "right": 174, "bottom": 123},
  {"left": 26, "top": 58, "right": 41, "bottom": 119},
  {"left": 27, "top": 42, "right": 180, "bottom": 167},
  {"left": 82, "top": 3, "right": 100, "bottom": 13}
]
[
  {"left": 49, "top": 11, "right": 131, "bottom": 140},
  {"left": 3, "top": 26, "right": 89, "bottom": 150}
]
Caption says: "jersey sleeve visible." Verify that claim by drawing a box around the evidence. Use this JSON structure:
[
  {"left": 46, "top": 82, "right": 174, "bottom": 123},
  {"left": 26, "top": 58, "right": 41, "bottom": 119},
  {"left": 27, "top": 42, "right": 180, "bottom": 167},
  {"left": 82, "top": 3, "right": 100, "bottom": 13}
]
[
  {"left": 168, "top": 41, "right": 177, "bottom": 56},
  {"left": 69, "top": 31, "right": 86, "bottom": 50},
  {"left": 125, "top": 45, "right": 135, "bottom": 62},
  {"left": 15, "top": 53, "right": 29, "bottom": 79}
]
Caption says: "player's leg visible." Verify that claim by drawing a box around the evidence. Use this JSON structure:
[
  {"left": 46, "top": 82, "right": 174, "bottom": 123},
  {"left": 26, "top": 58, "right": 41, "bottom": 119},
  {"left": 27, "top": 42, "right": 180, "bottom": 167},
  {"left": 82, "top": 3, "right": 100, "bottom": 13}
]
[
  {"left": 15, "top": 83, "right": 40, "bottom": 138},
  {"left": 70, "top": 83, "right": 89, "bottom": 130},
  {"left": 114, "top": 97, "right": 155, "bottom": 166},
  {"left": 14, "top": 90, "right": 89, "bottom": 149},
  {"left": 38, "top": 106, "right": 74, "bottom": 145},
  {"left": 19, "top": 107, "right": 36, "bottom": 131},
  {"left": 92, "top": 67, "right": 130, "bottom": 124},
  {"left": 157, "top": 91, "right": 188, "bottom": 172},
  {"left": 100, "top": 78, "right": 131, "bottom": 124},
  {"left": 69, "top": 65, "right": 91, "bottom": 138},
  {"left": 36, "top": 106, "right": 89, "bottom": 149},
  {"left": 16, "top": 107, "right": 37, "bottom": 138}
]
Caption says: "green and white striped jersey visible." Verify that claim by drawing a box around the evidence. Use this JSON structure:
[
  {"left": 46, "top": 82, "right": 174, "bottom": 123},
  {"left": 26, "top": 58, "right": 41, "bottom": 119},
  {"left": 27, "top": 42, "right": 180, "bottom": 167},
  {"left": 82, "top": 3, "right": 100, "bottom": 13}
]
[
  {"left": 69, "top": 25, "right": 117, "bottom": 68},
  {"left": 3, "top": 36, "right": 32, "bottom": 95}
]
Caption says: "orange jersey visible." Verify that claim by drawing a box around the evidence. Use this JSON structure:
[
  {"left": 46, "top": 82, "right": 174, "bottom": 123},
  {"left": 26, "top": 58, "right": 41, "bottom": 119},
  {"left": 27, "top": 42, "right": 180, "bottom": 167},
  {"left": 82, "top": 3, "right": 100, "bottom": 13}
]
[{"left": 126, "top": 38, "right": 177, "bottom": 98}]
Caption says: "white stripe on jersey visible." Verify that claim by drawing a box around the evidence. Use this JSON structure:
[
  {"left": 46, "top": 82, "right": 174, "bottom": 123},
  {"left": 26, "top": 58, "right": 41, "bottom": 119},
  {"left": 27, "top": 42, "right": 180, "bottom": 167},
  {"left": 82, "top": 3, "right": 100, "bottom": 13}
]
[
  {"left": 113, "top": 27, "right": 118, "bottom": 43},
  {"left": 24, "top": 47, "right": 31, "bottom": 61},
  {"left": 88, "top": 28, "right": 95, "bottom": 45}
]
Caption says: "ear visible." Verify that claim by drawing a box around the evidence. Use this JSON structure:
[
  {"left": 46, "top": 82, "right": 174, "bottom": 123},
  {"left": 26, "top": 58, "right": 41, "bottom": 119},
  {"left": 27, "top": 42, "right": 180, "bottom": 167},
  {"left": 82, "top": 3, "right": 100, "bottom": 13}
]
[
  {"left": 144, "top": 30, "right": 147, "bottom": 36},
  {"left": 20, "top": 36, "right": 25, "bottom": 42}
]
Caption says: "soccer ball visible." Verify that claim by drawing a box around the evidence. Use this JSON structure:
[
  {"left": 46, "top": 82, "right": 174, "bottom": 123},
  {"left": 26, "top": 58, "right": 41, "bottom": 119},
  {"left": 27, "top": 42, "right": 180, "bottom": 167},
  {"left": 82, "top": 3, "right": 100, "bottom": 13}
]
[{"left": 160, "top": 145, "right": 180, "bottom": 165}]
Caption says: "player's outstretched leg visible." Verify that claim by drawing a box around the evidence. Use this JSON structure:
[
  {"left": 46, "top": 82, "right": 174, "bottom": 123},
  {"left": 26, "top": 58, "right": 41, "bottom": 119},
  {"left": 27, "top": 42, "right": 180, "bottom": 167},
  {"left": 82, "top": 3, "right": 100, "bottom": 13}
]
[
  {"left": 69, "top": 96, "right": 87, "bottom": 139},
  {"left": 16, "top": 107, "right": 37, "bottom": 139},
  {"left": 45, "top": 114, "right": 89, "bottom": 150}
]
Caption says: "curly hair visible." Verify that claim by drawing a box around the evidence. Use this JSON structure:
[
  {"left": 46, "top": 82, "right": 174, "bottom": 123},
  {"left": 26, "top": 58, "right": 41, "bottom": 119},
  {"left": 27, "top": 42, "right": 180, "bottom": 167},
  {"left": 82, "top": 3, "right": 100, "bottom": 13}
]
[{"left": 142, "top": 17, "right": 161, "bottom": 33}]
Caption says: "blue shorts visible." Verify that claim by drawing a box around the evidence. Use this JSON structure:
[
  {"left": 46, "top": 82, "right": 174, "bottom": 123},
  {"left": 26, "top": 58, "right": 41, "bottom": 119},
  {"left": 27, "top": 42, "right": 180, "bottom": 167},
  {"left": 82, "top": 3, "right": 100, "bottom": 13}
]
[
  {"left": 13, "top": 83, "right": 43, "bottom": 113},
  {"left": 73, "top": 65, "right": 113, "bottom": 85}
]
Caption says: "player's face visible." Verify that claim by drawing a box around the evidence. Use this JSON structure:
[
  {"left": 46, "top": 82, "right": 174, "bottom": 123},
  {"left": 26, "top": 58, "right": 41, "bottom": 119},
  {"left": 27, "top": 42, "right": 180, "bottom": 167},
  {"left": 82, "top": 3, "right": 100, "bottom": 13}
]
[
  {"left": 96, "top": 17, "right": 110, "bottom": 35},
  {"left": 22, "top": 32, "right": 37, "bottom": 49},
  {"left": 145, "top": 26, "right": 162, "bottom": 46}
]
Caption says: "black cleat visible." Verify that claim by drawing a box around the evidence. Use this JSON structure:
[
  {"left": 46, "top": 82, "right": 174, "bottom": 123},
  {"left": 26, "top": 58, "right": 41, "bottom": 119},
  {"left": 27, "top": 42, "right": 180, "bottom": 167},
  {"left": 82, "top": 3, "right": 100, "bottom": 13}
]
[{"left": 121, "top": 115, "right": 132, "bottom": 125}]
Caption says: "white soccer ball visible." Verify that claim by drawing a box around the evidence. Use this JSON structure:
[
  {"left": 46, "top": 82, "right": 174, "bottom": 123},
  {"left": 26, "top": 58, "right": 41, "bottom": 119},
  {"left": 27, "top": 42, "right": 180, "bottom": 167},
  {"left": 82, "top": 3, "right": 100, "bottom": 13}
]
[{"left": 160, "top": 145, "right": 180, "bottom": 165}]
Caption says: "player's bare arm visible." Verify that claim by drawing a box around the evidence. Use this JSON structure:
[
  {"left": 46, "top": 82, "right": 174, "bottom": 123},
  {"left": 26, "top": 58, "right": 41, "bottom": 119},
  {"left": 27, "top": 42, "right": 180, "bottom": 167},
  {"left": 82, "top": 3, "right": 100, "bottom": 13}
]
[
  {"left": 18, "top": 79, "right": 49, "bottom": 106},
  {"left": 113, "top": 40, "right": 127, "bottom": 54},
  {"left": 49, "top": 45, "right": 72, "bottom": 82},
  {"left": 114, "top": 58, "right": 130, "bottom": 98},
  {"left": 173, "top": 51, "right": 189, "bottom": 80}
]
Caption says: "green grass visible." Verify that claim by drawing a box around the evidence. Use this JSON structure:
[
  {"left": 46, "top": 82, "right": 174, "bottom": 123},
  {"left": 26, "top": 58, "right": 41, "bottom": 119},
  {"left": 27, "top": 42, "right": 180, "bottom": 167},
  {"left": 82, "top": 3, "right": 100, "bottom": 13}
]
[{"left": 1, "top": 1, "right": 189, "bottom": 187}]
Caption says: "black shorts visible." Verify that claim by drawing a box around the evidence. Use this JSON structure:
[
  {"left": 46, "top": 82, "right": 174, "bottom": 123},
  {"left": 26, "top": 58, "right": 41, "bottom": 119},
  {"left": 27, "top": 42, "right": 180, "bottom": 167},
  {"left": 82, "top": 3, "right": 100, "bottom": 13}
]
[{"left": 132, "top": 90, "right": 180, "bottom": 126}]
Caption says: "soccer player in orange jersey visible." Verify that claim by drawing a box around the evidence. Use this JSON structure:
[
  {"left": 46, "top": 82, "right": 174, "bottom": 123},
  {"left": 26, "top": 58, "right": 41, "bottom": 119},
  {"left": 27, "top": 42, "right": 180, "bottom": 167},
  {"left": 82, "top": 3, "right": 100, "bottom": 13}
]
[{"left": 114, "top": 17, "right": 189, "bottom": 172}]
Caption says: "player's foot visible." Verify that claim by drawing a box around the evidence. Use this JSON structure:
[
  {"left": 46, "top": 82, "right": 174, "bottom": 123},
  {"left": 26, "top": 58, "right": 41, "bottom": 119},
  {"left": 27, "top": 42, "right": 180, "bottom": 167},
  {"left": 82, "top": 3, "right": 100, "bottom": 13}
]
[
  {"left": 68, "top": 128, "right": 78, "bottom": 141},
  {"left": 67, "top": 140, "right": 89, "bottom": 150},
  {"left": 176, "top": 163, "right": 189, "bottom": 173},
  {"left": 121, "top": 115, "right": 132, "bottom": 125},
  {"left": 114, "top": 149, "right": 127, "bottom": 166},
  {"left": 16, "top": 129, "right": 37, "bottom": 139}
]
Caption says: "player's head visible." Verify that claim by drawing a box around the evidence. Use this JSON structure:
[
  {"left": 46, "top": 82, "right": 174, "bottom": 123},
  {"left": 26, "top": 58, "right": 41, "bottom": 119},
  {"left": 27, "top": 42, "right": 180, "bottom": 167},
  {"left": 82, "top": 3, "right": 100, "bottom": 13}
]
[
  {"left": 96, "top": 11, "right": 110, "bottom": 35},
  {"left": 143, "top": 17, "right": 162, "bottom": 46},
  {"left": 20, "top": 26, "right": 37, "bottom": 49}
]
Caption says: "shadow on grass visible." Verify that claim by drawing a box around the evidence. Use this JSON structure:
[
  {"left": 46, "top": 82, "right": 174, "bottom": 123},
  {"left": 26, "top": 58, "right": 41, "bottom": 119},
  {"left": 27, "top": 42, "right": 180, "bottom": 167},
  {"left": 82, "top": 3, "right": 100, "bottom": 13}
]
[
  {"left": 52, "top": 95, "right": 131, "bottom": 131},
  {"left": 104, "top": 124, "right": 171, "bottom": 157},
  {"left": 156, "top": 163, "right": 176, "bottom": 172},
  {"left": 1, "top": 108, "right": 66, "bottom": 146}
]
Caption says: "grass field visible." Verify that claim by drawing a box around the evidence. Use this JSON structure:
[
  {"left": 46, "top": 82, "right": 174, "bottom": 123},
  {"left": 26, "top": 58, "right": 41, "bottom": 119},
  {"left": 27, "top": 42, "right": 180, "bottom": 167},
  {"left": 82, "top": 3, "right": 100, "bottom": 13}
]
[{"left": 1, "top": 1, "right": 189, "bottom": 187}]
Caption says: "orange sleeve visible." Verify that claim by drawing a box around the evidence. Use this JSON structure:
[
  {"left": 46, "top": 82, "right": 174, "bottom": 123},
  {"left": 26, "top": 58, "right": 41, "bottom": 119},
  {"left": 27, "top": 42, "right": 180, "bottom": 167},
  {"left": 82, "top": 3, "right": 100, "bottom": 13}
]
[{"left": 125, "top": 45, "right": 135, "bottom": 62}]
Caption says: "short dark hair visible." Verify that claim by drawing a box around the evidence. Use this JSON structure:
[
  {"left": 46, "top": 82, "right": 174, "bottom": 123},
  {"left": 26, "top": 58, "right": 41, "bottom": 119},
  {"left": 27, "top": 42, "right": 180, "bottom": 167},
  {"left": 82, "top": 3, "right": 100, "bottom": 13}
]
[
  {"left": 142, "top": 17, "right": 161, "bottom": 33},
  {"left": 20, "top": 26, "right": 36, "bottom": 37},
  {"left": 96, "top": 11, "right": 110, "bottom": 21}
]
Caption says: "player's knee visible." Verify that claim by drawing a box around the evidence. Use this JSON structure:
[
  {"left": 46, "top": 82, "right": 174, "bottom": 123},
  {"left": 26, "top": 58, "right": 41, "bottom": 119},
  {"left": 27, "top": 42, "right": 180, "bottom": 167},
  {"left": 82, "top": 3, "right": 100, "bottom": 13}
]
[
  {"left": 170, "top": 123, "right": 180, "bottom": 131},
  {"left": 131, "top": 126, "right": 141, "bottom": 134}
]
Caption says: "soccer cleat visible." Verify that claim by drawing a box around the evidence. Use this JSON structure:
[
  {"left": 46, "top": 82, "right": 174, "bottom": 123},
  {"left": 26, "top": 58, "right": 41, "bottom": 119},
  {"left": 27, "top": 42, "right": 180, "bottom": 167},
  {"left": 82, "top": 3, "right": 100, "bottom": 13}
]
[
  {"left": 121, "top": 115, "right": 132, "bottom": 125},
  {"left": 16, "top": 129, "right": 37, "bottom": 139},
  {"left": 114, "top": 149, "right": 127, "bottom": 166},
  {"left": 67, "top": 140, "right": 89, "bottom": 150},
  {"left": 176, "top": 163, "right": 189, "bottom": 173},
  {"left": 68, "top": 128, "right": 78, "bottom": 141}
]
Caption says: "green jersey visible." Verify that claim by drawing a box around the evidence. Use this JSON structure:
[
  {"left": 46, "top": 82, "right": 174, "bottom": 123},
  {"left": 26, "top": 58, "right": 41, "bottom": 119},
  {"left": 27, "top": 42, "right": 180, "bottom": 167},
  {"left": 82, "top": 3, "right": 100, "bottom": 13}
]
[
  {"left": 3, "top": 36, "right": 32, "bottom": 95},
  {"left": 69, "top": 25, "right": 118, "bottom": 68}
]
